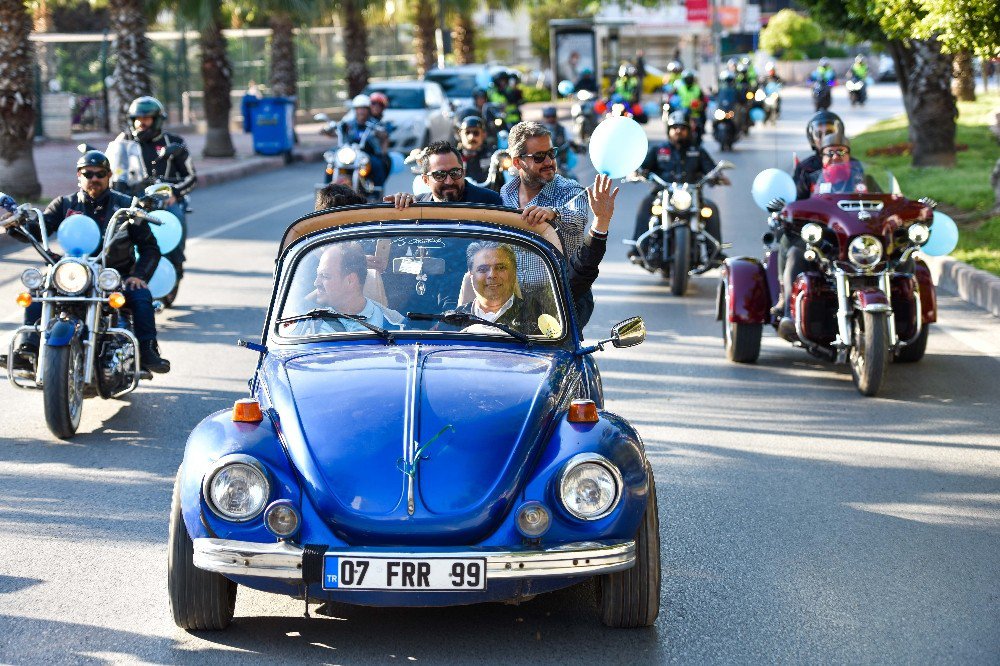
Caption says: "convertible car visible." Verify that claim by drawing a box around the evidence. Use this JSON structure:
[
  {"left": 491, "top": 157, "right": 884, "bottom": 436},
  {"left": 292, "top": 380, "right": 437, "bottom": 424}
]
[{"left": 168, "top": 204, "right": 660, "bottom": 630}]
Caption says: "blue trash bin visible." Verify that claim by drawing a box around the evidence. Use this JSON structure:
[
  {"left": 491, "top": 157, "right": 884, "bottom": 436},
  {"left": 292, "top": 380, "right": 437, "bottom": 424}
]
[{"left": 250, "top": 96, "right": 295, "bottom": 156}]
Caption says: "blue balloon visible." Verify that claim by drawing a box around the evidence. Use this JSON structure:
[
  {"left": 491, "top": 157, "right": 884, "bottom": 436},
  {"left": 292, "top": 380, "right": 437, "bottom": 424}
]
[
  {"left": 642, "top": 101, "right": 660, "bottom": 119},
  {"left": 497, "top": 131, "right": 509, "bottom": 150},
  {"left": 57, "top": 214, "right": 101, "bottom": 257},
  {"left": 389, "top": 151, "right": 406, "bottom": 175},
  {"left": 147, "top": 209, "right": 182, "bottom": 254},
  {"left": 749, "top": 107, "right": 766, "bottom": 123},
  {"left": 475, "top": 68, "right": 493, "bottom": 90},
  {"left": 751, "top": 169, "right": 797, "bottom": 211},
  {"left": 922, "top": 211, "right": 959, "bottom": 256},
  {"left": 565, "top": 147, "right": 578, "bottom": 170},
  {"left": 589, "top": 116, "right": 649, "bottom": 178},
  {"left": 147, "top": 258, "right": 177, "bottom": 299},
  {"left": 558, "top": 80, "right": 575, "bottom": 97}
]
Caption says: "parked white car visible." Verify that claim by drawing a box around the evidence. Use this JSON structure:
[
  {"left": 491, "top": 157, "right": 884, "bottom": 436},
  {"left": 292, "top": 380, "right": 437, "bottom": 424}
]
[{"left": 339, "top": 80, "right": 454, "bottom": 152}]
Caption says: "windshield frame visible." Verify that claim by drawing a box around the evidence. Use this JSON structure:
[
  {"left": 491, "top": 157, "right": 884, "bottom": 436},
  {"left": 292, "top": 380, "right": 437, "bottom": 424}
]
[{"left": 265, "top": 221, "right": 576, "bottom": 349}]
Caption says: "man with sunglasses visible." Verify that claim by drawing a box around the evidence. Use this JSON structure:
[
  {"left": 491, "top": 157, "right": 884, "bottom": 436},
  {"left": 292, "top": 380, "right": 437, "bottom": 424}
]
[
  {"left": 2, "top": 151, "right": 170, "bottom": 373},
  {"left": 457, "top": 117, "right": 492, "bottom": 184},
  {"left": 386, "top": 141, "right": 503, "bottom": 207}
]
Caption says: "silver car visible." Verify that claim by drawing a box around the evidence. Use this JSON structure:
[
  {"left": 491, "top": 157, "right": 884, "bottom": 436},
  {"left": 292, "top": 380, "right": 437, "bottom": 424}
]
[{"left": 340, "top": 80, "right": 454, "bottom": 152}]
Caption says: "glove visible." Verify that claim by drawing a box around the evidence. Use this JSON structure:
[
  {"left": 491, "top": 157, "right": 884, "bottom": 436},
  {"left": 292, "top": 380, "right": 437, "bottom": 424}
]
[
  {"left": 0, "top": 193, "right": 17, "bottom": 214},
  {"left": 766, "top": 197, "right": 786, "bottom": 213},
  {"left": 918, "top": 196, "right": 938, "bottom": 209}
]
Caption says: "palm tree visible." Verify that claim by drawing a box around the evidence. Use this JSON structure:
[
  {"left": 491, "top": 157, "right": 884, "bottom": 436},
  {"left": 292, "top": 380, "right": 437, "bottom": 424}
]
[
  {"left": 177, "top": 0, "right": 236, "bottom": 157},
  {"left": 409, "top": 0, "right": 438, "bottom": 76},
  {"left": 0, "top": 0, "right": 42, "bottom": 200},
  {"left": 343, "top": 0, "right": 370, "bottom": 97},
  {"left": 108, "top": 0, "right": 154, "bottom": 130},
  {"left": 450, "top": 1, "right": 476, "bottom": 65}
]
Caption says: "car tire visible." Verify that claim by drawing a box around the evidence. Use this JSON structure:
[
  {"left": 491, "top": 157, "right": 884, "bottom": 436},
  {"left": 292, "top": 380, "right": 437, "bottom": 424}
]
[
  {"left": 167, "top": 470, "right": 237, "bottom": 631},
  {"left": 596, "top": 461, "right": 661, "bottom": 628}
]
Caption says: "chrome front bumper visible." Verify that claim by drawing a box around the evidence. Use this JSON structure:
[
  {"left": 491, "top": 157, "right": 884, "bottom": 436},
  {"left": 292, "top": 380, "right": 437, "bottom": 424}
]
[{"left": 193, "top": 538, "right": 635, "bottom": 582}]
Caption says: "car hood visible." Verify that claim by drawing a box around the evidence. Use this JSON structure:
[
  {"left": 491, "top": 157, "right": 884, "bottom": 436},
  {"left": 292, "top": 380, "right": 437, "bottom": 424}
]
[
  {"left": 263, "top": 344, "right": 574, "bottom": 545},
  {"left": 384, "top": 109, "right": 430, "bottom": 126}
]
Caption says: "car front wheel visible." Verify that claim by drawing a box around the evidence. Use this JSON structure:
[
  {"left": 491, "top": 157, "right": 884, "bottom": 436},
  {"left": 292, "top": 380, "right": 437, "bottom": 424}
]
[
  {"left": 596, "top": 462, "right": 661, "bottom": 628},
  {"left": 167, "top": 469, "right": 237, "bottom": 631}
]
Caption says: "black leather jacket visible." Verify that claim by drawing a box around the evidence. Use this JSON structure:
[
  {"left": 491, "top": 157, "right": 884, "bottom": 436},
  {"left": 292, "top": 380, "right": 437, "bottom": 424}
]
[
  {"left": 640, "top": 141, "right": 717, "bottom": 183},
  {"left": 12, "top": 189, "right": 160, "bottom": 282},
  {"left": 113, "top": 130, "right": 197, "bottom": 198}
]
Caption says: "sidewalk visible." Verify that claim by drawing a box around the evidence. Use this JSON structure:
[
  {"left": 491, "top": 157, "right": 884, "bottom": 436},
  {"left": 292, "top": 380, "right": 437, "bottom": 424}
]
[{"left": 30, "top": 121, "right": 332, "bottom": 202}]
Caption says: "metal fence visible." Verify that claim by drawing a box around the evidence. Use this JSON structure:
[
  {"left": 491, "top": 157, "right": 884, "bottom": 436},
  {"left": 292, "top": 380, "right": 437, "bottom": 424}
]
[{"left": 30, "top": 25, "right": 417, "bottom": 135}]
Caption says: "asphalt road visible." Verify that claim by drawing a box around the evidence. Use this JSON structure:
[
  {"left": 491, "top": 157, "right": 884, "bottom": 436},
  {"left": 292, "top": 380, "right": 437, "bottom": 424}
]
[{"left": 1, "top": 84, "right": 998, "bottom": 664}]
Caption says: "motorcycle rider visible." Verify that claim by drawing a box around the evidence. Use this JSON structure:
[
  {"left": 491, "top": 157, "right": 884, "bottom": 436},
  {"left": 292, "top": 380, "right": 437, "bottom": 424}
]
[
  {"left": 457, "top": 116, "right": 492, "bottom": 184},
  {"left": 793, "top": 111, "right": 864, "bottom": 200},
  {"left": 487, "top": 73, "right": 521, "bottom": 127},
  {"left": 2, "top": 151, "right": 170, "bottom": 373},
  {"left": 810, "top": 57, "right": 837, "bottom": 86},
  {"left": 539, "top": 106, "right": 572, "bottom": 175},
  {"left": 628, "top": 110, "right": 731, "bottom": 263},
  {"left": 674, "top": 70, "right": 707, "bottom": 140},
  {"left": 118, "top": 96, "right": 195, "bottom": 289},
  {"left": 505, "top": 72, "right": 525, "bottom": 124},
  {"left": 850, "top": 55, "right": 869, "bottom": 80},
  {"left": 663, "top": 60, "right": 683, "bottom": 91},
  {"left": 575, "top": 67, "right": 598, "bottom": 93},
  {"left": 614, "top": 63, "right": 640, "bottom": 106},
  {"left": 340, "top": 94, "right": 390, "bottom": 189}
]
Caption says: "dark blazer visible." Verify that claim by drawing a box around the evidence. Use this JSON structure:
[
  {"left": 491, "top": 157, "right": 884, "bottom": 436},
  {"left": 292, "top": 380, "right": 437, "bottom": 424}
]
[
  {"left": 416, "top": 182, "right": 503, "bottom": 206},
  {"left": 456, "top": 295, "right": 547, "bottom": 336}
]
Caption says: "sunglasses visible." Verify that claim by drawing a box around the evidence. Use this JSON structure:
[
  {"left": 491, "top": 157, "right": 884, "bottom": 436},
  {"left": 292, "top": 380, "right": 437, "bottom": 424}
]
[
  {"left": 79, "top": 170, "right": 108, "bottom": 180},
  {"left": 462, "top": 129, "right": 483, "bottom": 136},
  {"left": 425, "top": 167, "right": 464, "bottom": 182},
  {"left": 518, "top": 147, "right": 559, "bottom": 164},
  {"left": 822, "top": 148, "right": 849, "bottom": 158}
]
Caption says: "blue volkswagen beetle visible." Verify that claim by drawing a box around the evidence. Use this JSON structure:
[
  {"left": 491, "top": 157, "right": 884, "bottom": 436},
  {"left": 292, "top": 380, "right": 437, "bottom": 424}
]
[{"left": 167, "top": 204, "right": 660, "bottom": 629}]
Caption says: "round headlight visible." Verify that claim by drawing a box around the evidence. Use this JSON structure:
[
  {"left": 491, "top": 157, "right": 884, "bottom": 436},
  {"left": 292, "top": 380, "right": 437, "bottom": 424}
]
[
  {"left": 205, "top": 457, "right": 270, "bottom": 522},
  {"left": 559, "top": 454, "right": 622, "bottom": 520},
  {"left": 714, "top": 108, "right": 726, "bottom": 121},
  {"left": 515, "top": 501, "right": 551, "bottom": 538},
  {"left": 336, "top": 146, "right": 358, "bottom": 164},
  {"left": 20, "top": 268, "right": 44, "bottom": 290},
  {"left": 53, "top": 260, "right": 91, "bottom": 295},
  {"left": 323, "top": 149, "right": 336, "bottom": 163},
  {"left": 848, "top": 234, "right": 883, "bottom": 267},
  {"left": 801, "top": 222, "right": 824, "bottom": 244},
  {"left": 97, "top": 268, "right": 121, "bottom": 291},
  {"left": 908, "top": 223, "right": 930, "bottom": 245},
  {"left": 264, "top": 500, "right": 301, "bottom": 537},
  {"left": 670, "top": 188, "right": 693, "bottom": 211}
]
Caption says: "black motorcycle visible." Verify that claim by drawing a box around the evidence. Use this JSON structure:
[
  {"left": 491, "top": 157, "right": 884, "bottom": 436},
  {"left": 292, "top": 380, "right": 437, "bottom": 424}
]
[
  {"left": 846, "top": 75, "right": 867, "bottom": 106},
  {"left": 813, "top": 80, "right": 833, "bottom": 111},
  {"left": 625, "top": 161, "right": 734, "bottom": 296},
  {"left": 712, "top": 99, "right": 740, "bottom": 152}
]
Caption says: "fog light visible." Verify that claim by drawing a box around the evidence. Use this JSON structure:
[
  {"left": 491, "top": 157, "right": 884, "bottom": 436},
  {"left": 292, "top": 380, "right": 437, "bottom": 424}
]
[
  {"left": 20, "top": 268, "right": 44, "bottom": 290},
  {"left": 700, "top": 206, "right": 713, "bottom": 218},
  {"left": 16, "top": 292, "right": 32, "bottom": 308},
  {"left": 516, "top": 501, "right": 551, "bottom": 538},
  {"left": 108, "top": 292, "right": 126, "bottom": 309},
  {"left": 264, "top": 500, "right": 301, "bottom": 538}
]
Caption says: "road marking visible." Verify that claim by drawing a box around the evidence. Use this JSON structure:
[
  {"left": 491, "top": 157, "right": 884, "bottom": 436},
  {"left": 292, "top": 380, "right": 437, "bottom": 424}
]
[{"left": 185, "top": 193, "right": 314, "bottom": 245}]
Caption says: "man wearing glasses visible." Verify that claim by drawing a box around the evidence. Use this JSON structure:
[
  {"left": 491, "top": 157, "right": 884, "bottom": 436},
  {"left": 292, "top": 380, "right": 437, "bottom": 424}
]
[
  {"left": 457, "top": 117, "right": 492, "bottom": 184},
  {"left": 385, "top": 141, "right": 503, "bottom": 206},
  {"left": 2, "top": 151, "right": 169, "bottom": 373}
]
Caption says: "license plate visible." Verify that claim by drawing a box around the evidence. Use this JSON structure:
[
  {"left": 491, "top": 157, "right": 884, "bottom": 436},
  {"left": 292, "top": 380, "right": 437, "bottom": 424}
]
[{"left": 322, "top": 555, "right": 487, "bottom": 591}]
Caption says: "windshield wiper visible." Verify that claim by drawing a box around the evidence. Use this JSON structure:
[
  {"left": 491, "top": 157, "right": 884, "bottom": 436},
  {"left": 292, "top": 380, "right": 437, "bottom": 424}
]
[
  {"left": 407, "top": 310, "right": 532, "bottom": 345},
  {"left": 276, "top": 308, "right": 395, "bottom": 343}
]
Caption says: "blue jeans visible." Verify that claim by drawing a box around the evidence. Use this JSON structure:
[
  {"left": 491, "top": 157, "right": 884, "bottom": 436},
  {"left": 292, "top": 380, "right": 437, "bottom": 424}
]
[
  {"left": 165, "top": 201, "right": 187, "bottom": 274},
  {"left": 24, "top": 287, "right": 157, "bottom": 343}
]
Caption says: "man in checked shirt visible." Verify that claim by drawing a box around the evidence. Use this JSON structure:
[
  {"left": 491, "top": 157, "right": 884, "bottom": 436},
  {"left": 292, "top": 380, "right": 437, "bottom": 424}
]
[{"left": 501, "top": 121, "right": 599, "bottom": 326}]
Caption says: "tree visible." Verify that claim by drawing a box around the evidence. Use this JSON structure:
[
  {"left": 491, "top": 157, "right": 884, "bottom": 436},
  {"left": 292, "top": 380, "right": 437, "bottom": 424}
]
[
  {"left": 408, "top": 0, "right": 438, "bottom": 76},
  {"left": 529, "top": 0, "right": 598, "bottom": 63},
  {"left": 108, "top": 0, "right": 154, "bottom": 129},
  {"left": 0, "top": 0, "right": 42, "bottom": 199},
  {"left": 759, "top": 9, "right": 823, "bottom": 61},
  {"left": 343, "top": 0, "right": 369, "bottom": 97}
]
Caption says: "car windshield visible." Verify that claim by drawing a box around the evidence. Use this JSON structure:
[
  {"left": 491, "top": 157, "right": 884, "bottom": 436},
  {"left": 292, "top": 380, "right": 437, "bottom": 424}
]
[
  {"left": 276, "top": 230, "right": 566, "bottom": 342},
  {"left": 365, "top": 87, "right": 425, "bottom": 110},
  {"left": 425, "top": 72, "right": 478, "bottom": 98}
]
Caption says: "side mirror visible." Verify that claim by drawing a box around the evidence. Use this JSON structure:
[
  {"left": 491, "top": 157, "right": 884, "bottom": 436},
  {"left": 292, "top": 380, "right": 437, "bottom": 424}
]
[
  {"left": 718, "top": 160, "right": 735, "bottom": 171},
  {"left": 314, "top": 113, "right": 330, "bottom": 122},
  {"left": 610, "top": 316, "right": 645, "bottom": 348},
  {"left": 144, "top": 183, "right": 173, "bottom": 198}
]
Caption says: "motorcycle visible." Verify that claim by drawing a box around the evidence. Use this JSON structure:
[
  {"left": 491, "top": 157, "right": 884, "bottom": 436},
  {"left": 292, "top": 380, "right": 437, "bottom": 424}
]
[
  {"left": 846, "top": 75, "right": 867, "bottom": 106},
  {"left": 712, "top": 98, "right": 740, "bottom": 152},
  {"left": 314, "top": 114, "right": 385, "bottom": 203},
  {"left": 718, "top": 168, "right": 938, "bottom": 396},
  {"left": 571, "top": 90, "right": 599, "bottom": 143},
  {"left": 812, "top": 79, "right": 833, "bottom": 111},
  {"left": 482, "top": 149, "right": 514, "bottom": 193},
  {"left": 763, "top": 81, "right": 782, "bottom": 124},
  {"left": 1, "top": 196, "right": 166, "bottom": 438},
  {"left": 624, "top": 161, "right": 735, "bottom": 296}
]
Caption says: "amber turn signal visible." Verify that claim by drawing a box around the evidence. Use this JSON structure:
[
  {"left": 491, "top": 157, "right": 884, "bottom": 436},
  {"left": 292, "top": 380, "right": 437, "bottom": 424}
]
[
  {"left": 232, "top": 398, "right": 264, "bottom": 423},
  {"left": 16, "top": 292, "right": 32, "bottom": 308},
  {"left": 567, "top": 399, "right": 599, "bottom": 423},
  {"left": 108, "top": 292, "right": 126, "bottom": 309},
  {"left": 359, "top": 164, "right": 371, "bottom": 177}
]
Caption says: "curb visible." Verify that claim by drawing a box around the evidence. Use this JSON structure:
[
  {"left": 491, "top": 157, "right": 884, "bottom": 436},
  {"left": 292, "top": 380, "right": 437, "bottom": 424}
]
[
  {"left": 923, "top": 255, "right": 1000, "bottom": 318},
  {"left": 197, "top": 145, "right": 327, "bottom": 188}
]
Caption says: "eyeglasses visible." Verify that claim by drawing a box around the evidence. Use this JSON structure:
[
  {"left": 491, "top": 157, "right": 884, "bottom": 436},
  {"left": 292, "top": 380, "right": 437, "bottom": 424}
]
[
  {"left": 822, "top": 148, "right": 849, "bottom": 158},
  {"left": 425, "top": 167, "right": 464, "bottom": 182},
  {"left": 462, "top": 129, "right": 483, "bottom": 137},
  {"left": 517, "top": 147, "right": 559, "bottom": 164},
  {"left": 79, "top": 170, "right": 108, "bottom": 180}
]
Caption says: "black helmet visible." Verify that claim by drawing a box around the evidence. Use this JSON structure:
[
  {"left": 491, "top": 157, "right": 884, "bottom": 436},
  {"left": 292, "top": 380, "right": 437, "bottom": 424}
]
[
  {"left": 806, "top": 110, "right": 845, "bottom": 150},
  {"left": 820, "top": 133, "right": 850, "bottom": 151},
  {"left": 491, "top": 72, "right": 508, "bottom": 86},
  {"left": 666, "top": 110, "right": 689, "bottom": 129},
  {"left": 472, "top": 87, "right": 488, "bottom": 99},
  {"left": 76, "top": 150, "right": 111, "bottom": 172},
  {"left": 460, "top": 115, "right": 484, "bottom": 130},
  {"left": 542, "top": 106, "right": 557, "bottom": 119},
  {"left": 682, "top": 70, "right": 696, "bottom": 85},
  {"left": 127, "top": 95, "right": 166, "bottom": 141}
]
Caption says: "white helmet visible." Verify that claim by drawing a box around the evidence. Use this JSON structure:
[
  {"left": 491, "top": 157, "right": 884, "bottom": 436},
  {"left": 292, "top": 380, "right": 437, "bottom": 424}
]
[{"left": 351, "top": 94, "right": 371, "bottom": 108}]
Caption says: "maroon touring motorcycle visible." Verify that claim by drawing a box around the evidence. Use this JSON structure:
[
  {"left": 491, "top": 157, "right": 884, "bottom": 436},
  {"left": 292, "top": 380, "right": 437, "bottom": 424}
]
[{"left": 717, "top": 178, "right": 937, "bottom": 397}]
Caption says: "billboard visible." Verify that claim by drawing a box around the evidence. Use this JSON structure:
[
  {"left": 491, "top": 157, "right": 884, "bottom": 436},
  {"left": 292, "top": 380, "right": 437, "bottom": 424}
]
[{"left": 554, "top": 30, "right": 597, "bottom": 85}]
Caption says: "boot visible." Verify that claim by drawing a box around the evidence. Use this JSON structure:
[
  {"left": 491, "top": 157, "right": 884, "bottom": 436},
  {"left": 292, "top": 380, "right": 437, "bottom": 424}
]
[
  {"left": 777, "top": 317, "right": 798, "bottom": 343},
  {"left": 140, "top": 340, "right": 171, "bottom": 374}
]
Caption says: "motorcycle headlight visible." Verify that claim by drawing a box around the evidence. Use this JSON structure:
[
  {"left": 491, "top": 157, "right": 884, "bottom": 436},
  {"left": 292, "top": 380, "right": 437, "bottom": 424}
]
[
  {"left": 908, "top": 223, "right": 930, "bottom": 245},
  {"left": 204, "top": 455, "right": 271, "bottom": 522},
  {"left": 670, "top": 189, "right": 693, "bottom": 211},
  {"left": 755, "top": 89, "right": 765, "bottom": 101},
  {"left": 571, "top": 103, "right": 582, "bottom": 116},
  {"left": 559, "top": 454, "right": 622, "bottom": 520},
  {"left": 714, "top": 108, "right": 726, "bottom": 121},
  {"left": 52, "top": 260, "right": 91, "bottom": 295},
  {"left": 20, "top": 268, "right": 44, "bottom": 290},
  {"left": 848, "top": 235, "right": 883, "bottom": 267},
  {"left": 97, "top": 268, "right": 121, "bottom": 291},
  {"left": 801, "top": 222, "right": 824, "bottom": 244},
  {"left": 323, "top": 149, "right": 336, "bottom": 163},
  {"left": 336, "top": 146, "right": 358, "bottom": 164}
]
